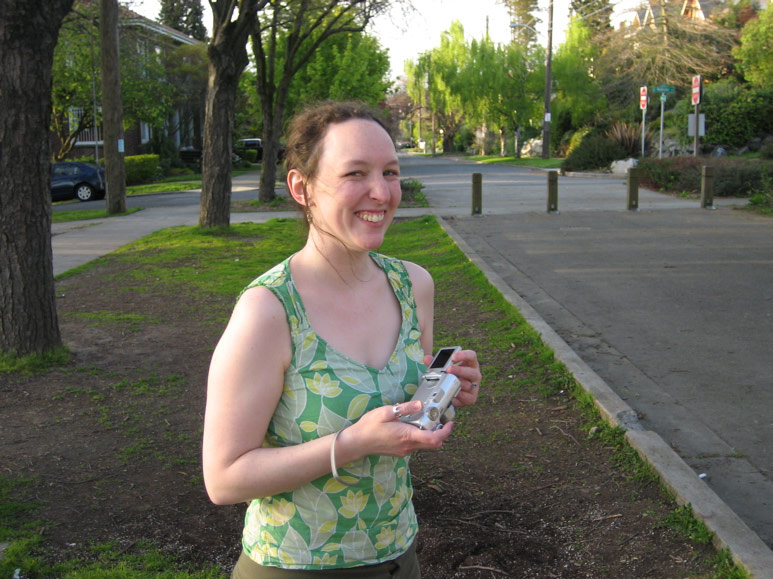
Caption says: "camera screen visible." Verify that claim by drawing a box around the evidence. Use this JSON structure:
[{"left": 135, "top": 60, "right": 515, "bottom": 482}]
[{"left": 429, "top": 348, "right": 456, "bottom": 370}]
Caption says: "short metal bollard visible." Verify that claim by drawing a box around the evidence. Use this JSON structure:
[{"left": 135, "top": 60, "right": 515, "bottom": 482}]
[
  {"left": 472, "top": 172, "right": 482, "bottom": 216},
  {"left": 547, "top": 171, "right": 559, "bottom": 214},
  {"left": 627, "top": 167, "right": 640, "bottom": 211},
  {"left": 701, "top": 166, "right": 716, "bottom": 210}
]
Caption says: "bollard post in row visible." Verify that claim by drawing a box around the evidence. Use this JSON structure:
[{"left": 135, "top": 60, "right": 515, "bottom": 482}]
[
  {"left": 701, "top": 165, "right": 716, "bottom": 210},
  {"left": 627, "top": 167, "right": 640, "bottom": 211},
  {"left": 472, "top": 172, "right": 483, "bottom": 216},
  {"left": 547, "top": 170, "right": 559, "bottom": 214}
]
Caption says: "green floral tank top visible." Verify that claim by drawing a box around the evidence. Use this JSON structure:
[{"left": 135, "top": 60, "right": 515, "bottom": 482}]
[{"left": 240, "top": 252, "right": 426, "bottom": 569}]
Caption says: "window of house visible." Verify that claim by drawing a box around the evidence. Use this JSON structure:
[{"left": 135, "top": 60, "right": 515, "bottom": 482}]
[
  {"left": 71, "top": 107, "right": 103, "bottom": 145},
  {"left": 141, "top": 122, "right": 152, "bottom": 144}
]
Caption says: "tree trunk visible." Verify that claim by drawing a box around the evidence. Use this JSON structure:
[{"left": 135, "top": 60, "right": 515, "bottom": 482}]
[
  {"left": 199, "top": 53, "right": 239, "bottom": 228},
  {"left": 100, "top": 0, "right": 127, "bottom": 214},
  {"left": 0, "top": 0, "right": 74, "bottom": 355},
  {"left": 198, "top": 0, "right": 258, "bottom": 229},
  {"left": 258, "top": 97, "right": 286, "bottom": 203}
]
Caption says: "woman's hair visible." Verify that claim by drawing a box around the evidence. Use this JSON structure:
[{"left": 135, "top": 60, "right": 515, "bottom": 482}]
[{"left": 284, "top": 100, "right": 393, "bottom": 185}]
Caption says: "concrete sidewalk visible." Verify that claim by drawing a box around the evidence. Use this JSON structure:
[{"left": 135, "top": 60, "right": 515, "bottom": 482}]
[{"left": 50, "top": 159, "right": 773, "bottom": 577}]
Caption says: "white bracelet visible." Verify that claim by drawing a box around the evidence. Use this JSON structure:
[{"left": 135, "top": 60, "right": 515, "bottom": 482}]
[{"left": 330, "top": 429, "right": 360, "bottom": 487}]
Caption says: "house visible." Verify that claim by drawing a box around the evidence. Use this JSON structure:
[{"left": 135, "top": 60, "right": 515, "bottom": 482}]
[
  {"left": 680, "top": 0, "right": 719, "bottom": 21},
  {"left": 624, "top": 0, "right": 728, "bottom": 30},
  {"left": 58, "top": 1, "right": 205, "bottom": 161}
]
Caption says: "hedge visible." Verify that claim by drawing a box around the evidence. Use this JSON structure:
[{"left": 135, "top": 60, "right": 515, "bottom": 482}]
[
  {"left": 125, "top": 154, "right": 160, "bottom": 185},
  {"left": 239, "top": 149, "right": 258, "bottom": 164},
  {"left": 560, "top": 132, "right": 627, "bottom": 173},
  {"left": 638, "top": 157, "right": 773, "bottom": 197}
]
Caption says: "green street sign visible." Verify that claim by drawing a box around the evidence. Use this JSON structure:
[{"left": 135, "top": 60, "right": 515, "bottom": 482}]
[
  {"left": 660, "top": 93, "right": 667, "bottom": 103},
  {"left": 653, "top": 84, "right": 675, "bottom": 94}
]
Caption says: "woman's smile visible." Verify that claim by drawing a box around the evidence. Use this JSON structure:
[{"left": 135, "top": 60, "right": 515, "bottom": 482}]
[{"left": 356, "top": 210, "right": 386, "bottom": 223}]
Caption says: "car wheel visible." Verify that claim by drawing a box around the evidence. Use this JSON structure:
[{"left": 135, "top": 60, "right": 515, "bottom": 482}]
[{"left": 75, "top": 183, "right": 95, "bottom": 202}]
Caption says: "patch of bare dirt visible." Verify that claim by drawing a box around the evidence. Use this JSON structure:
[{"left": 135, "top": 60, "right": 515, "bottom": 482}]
[{"left": 0, "top": 245, "right": 718, "bottom": 577}]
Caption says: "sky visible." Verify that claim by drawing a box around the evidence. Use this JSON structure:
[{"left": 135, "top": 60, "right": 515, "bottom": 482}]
[{"left": 128, "top": 0, "right": 640, "bottom": 81}]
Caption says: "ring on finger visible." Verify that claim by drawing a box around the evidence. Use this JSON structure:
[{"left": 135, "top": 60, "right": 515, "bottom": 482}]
[
  {"left": 393, "top": 403, "right": 403, "bottom": 418},
  {"left": 470, "top": 383, "right": 479, "bottom": 389}
]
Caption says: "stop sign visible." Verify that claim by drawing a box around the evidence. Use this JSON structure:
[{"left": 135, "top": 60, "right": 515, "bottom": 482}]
[
  {"left": 640, "top": 86, "right": 648, "bottom": 110},
  {"left": 692, "top": 75, "right": 702, "bottom": 106}
]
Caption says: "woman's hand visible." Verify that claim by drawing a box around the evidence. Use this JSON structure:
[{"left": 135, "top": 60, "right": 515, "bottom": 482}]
[
  {"left": 337, "top": 400, "right": 454, "bottom": 462},
  {"left": 423, "top": 349, "right": 481, "bottom": 408}
]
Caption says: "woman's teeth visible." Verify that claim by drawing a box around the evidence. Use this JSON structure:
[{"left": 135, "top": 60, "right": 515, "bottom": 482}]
[{"left": 358, "top": 212, "right": 384, "bottom": 223}]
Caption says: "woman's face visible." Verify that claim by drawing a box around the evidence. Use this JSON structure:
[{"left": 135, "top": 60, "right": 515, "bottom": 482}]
[{"left": 298, "top": 118, "right": 402, "bottom": 254}]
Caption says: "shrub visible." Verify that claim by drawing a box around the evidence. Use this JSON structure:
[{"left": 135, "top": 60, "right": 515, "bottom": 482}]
[
  {"left": 760, "top": 143, "right": 773, "bottom": 160},
  {"left": 241, "top": 149, "right": 258, "bottom": 164},
  {"left": 668, "top": 80, "right": 773, "bottom": 149},
  {"left": 606, "top": 122, "right": 652, "bottom": 157},
  {"left": 638, "top": 157, "right": 773, "bottom": 196},
  {"left": 454, "top": 127, "right": 475, "bottom": 153},
  {"left": 71, "top": 155, "right": 99, "bottom": 165},
  {"left": 124, "top": 154, "right": 160, "bottom": 185},
  {"left": 561, "top": 133, "right": 627, "bottom": 172},
  {"left": 565, "top": 127, "right": 592, "bottom": 157}
]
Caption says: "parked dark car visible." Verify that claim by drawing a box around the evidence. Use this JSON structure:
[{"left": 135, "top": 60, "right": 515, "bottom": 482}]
[
  {"left": 234, "top": 137, "right": 286, "bottom": 163},
  {"left": 235, "top": 137, "right": 263, "bottom": 161},
  {"left": 50, "top": 161, "right": 105, "bottom": 202}
]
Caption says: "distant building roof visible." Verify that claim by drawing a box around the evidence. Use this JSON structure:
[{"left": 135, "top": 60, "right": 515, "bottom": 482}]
[{"left": 119, "top": 5, "right": 201, "bottom": 46}]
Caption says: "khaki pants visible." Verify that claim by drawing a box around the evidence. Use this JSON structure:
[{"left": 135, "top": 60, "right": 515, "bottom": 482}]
[{"left": 231, "top": 541, "right": 420, "bottom": 579}]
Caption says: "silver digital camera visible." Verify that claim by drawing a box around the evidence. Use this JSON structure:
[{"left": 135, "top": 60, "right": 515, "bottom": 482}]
[{"left": 400, "top": 346, "right": 462, "bottom": 430}]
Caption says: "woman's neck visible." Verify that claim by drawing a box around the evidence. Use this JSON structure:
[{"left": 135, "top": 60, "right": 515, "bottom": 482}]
[{"left": 294, "top": 235, "right": 377, "bottom": 288}]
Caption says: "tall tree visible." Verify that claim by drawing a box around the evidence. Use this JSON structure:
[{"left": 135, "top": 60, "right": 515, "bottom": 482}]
[
  {"left": 0, "top": 0, "right": 74, "bottom": 355},
  {"left": 163, "top": 42, "right": 209, "bottom": 147},
  {"left": 101, "top": 0, "right": 127, "bottom": 214},
  {"left": 427, "top": 22, "right": 468, "bottom": 153},
  {"left": 251, "top": 0, "right": 395, "bottom": 203},
  {"left": 406, "top": 20, "right": 543, "bottom": 156},
  {"left": 159, "top": 0, "right": 208, "bottom": 41},
  {"left": 199, "top": 0, "right": 263, "bottom": 228},
  {"left": 596, "top": 2, "right": 738, "bottom": 112},
  {"left": 569, "top": 0, "right": 611, "bottom": 38},
  {"left": 52, "top": 4, "right": 178, "bottom": 161},
  {"left": 551, "top": 17, "right": 606, "bottom": 135},
  {"left": 734, "top": 4, "right": 772, "bottom": 88},
  {"left": 287, "top": 31, "right": 390, "bottom": 115},
  {"left": 501, "top": 0, "right": 539, "bottom": 46},
  {"left": 52, "top": 4, "right": 102, "bottom": 160}
]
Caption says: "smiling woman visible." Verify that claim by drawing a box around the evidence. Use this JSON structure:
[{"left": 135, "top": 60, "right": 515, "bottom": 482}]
[{"left": 202, "top": 101, "right": 482, "bottom": 578}]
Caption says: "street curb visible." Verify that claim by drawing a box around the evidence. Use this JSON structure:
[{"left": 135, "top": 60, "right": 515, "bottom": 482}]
[{"left": 435, "top": 215, "right": 773, "bottom": 579}]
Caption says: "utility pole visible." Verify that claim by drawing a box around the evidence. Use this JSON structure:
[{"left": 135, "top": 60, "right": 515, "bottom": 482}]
[
  {"left": 542, "top": 0, "right": 553, "bottom": 159},
  {"left": 100, "top": 0, "right": 126, "bottom": 214}
]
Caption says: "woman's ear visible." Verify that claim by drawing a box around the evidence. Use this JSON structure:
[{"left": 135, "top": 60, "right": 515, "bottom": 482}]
[{"left": 287, "top": 169, "right": 310, "bottom": 206}]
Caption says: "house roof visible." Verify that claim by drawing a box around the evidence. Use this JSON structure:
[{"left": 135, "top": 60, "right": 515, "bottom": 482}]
[
  {"left": 71, "top": 0, "right": 201, "bottom": 46},
  {"left": 119, "top": 5, "right": 201, "bottom": 46}
]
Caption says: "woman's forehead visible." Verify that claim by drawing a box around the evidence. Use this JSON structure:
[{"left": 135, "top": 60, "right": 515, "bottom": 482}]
[{"left": 320, "top": 119, "right": 396, "bottom": 159}]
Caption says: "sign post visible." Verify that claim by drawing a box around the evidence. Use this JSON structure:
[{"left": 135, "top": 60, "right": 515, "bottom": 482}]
[
  {"left": 653, "top": 84, "right": 675, "bottom": 159},
  {"left": 640, "top": 86, "right": 648, "bottom": 157},
  {"left": 692, "top": 75, "right": 702, "bottom": 157}
]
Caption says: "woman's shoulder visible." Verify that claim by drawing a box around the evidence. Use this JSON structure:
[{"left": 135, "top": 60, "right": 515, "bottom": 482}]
[
  {"left": 243, "top": 258, "right": 292, "bottom": 292},
  {"left": 234, "top": 284, "right": 288, "bottom": 328},
  {"left": 233, "top": 258, "right": 295, "bottom": 329},
  {"left": 373, "top": 253, "right": 434, "bottom": 296}
]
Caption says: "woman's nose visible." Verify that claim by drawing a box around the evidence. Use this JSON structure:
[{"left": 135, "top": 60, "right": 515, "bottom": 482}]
[{"left": 369, "top": 175, "right": 392, "bottom": 202}]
